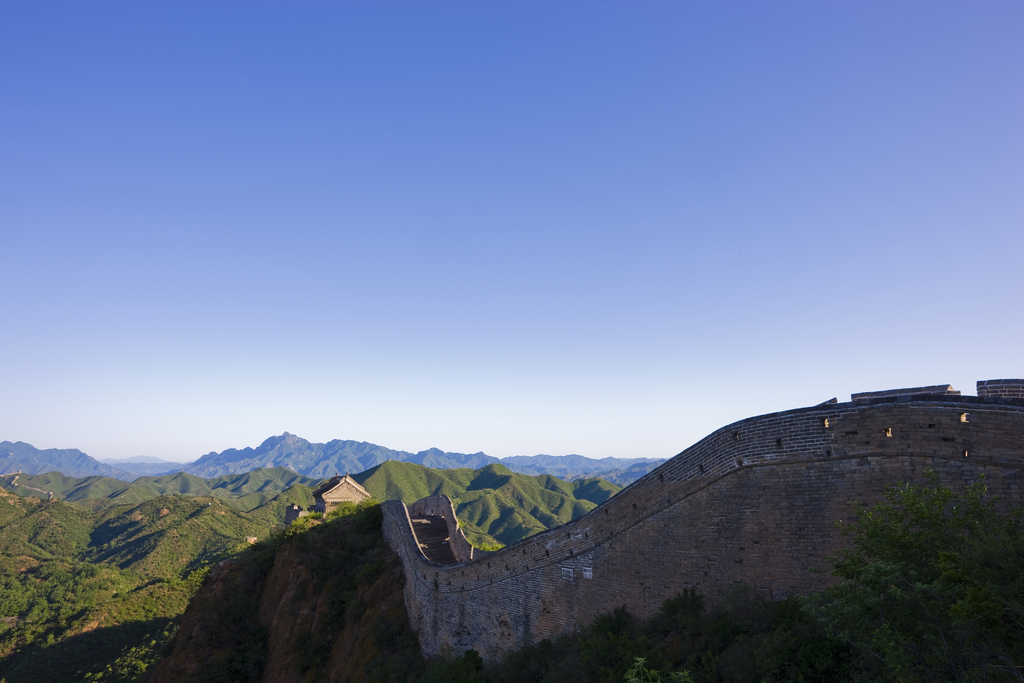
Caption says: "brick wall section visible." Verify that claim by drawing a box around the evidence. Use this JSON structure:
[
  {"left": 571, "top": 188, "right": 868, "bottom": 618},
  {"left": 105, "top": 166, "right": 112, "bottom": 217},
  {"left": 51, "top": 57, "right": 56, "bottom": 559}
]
[
  {"left": 408, "top": 495, "right": 487, "bottom": 562},
  {"left": 383, "top": 395, "right": 1024, "bottom": 662},
  {"left": 978, "top": 380, "right": 1024, "bottom": 399},
  {"left": 284, "top": 504, "right": 309, "bottom": 525},
  {"left": 851, "top": 384, "right": 960, "bottom": 401}
]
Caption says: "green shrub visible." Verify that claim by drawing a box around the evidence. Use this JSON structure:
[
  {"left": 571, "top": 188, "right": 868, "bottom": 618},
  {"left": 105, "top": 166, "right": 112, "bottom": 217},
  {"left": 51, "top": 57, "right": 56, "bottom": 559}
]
[{"left": 809, "top": 470, "right": 1024, "bottom": 681}]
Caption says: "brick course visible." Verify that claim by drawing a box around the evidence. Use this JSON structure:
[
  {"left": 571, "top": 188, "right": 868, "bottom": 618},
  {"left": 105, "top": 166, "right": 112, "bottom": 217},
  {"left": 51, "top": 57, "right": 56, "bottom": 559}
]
[
  {"left": 977, "top": 379, "right": 1024, "bottom": 399},
  {"left": 382, "top": 393, "right": 1024, "bottom": 661}
]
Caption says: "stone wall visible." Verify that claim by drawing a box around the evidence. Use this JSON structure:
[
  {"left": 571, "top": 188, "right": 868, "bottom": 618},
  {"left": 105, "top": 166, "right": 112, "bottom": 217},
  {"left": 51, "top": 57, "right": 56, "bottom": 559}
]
[
  {"left": 408, "top": 495, "right": 485, "bottom": 563},
  {"left": 284, "top": 504, "right": 309, "bottom": 525},
  {"left": 978, "top": 379, "right": 1024, "bottom": 399},
  {"left": 851, "top": 384, "right": 960, "bottom": 401},
  {"left": 383, "top": 392, "right": 1024, "bottom": 662}
]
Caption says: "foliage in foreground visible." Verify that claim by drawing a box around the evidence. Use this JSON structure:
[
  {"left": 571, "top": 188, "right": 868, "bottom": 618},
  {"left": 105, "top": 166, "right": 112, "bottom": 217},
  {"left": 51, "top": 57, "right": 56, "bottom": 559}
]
[
  {"left": 419, "top": 472, "right": 1023, "bottom": 683},
  {"left": 473, "top": 589, "right": 856, "bottom": 683},
  {"left": 809, "top": 470, "right": 1024, "bottom": 682},
  {"left": 3, "top": 467, "right": 1021, "bottom": 683}
]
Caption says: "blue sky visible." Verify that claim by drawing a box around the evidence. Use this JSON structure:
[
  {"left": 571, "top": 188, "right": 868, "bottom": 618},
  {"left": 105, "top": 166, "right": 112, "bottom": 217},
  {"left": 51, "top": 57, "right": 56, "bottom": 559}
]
[{"left": 1, "top": 1, "right": 1021, "bottom": 463}]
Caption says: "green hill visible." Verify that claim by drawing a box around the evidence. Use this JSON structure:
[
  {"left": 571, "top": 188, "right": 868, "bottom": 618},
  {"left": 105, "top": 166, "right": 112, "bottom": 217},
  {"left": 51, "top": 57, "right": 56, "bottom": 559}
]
[
  {"left": 1, "top": 470, "right": 133, "bottom": 502},
  {"left": 85, "top": 496, "right": 270, "bottom": 578},
  {"left": 244, "top": 483, "right": 317, "bottom": 526},
  {"left": 0, "top": 489, "right": 281, "bottom": 574},
  {"left": 0, "top": 488, "right": 280, "bottom": 683},
  {"left": 1, "top": 462, "right": 621, "bottom": 547},
  {"left": 0, "top": 491, "right": 95, "bottom": 562},
  {"left": 0, "top": 466, "right": 323, "bottom": 512},
  {"left": 354, "top": 461, "right": 620, "bottom": 546},
  {"left": 0, "top": 461, "right": 621, "bottom": 681},
  {"left": 128, "top": 467, "right": 321, "bottom": 511}
]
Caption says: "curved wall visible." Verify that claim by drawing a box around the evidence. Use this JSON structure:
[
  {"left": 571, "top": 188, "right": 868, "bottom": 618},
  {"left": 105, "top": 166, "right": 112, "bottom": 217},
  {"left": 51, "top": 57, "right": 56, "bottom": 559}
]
[
  {"left": 406, "top": 494, "right": 487, "bottom": 563},
  {"left": 383, "top": 394, "right": 1024, "bottom": 661}
]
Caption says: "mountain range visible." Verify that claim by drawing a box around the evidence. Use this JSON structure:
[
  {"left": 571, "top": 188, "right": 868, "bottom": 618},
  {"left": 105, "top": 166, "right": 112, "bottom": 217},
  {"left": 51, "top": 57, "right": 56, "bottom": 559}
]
[
  {"left": 1, "top": 434, "right": 665, "bottom": 486},
  {"left": 1, "top": 441, "right": 133, "bottom": 479},
  {"left": 184, "top": 432, "right": 664, "bottom": 484},
  {"left": 98, "top": 455, "right": 194, "bottom": 477}
]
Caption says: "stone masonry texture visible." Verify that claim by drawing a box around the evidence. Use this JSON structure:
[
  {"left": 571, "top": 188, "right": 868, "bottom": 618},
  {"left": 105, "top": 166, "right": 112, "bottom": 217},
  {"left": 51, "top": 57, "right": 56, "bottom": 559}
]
[
  {"left": 978, "top": 379, "right": 1024, "bottom": 399},
  {"left": 382, "top": 390, "right": 1024, "bottom": 662},
  {"left": 407, "top": 495, "right": 489, "bottom": 563}
]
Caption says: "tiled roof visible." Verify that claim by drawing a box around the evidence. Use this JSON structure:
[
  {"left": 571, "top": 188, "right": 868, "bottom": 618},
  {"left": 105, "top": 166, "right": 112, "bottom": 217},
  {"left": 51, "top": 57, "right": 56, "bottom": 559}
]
[{"left": 312, "top": 474, "right": 371, "bottom": 500}]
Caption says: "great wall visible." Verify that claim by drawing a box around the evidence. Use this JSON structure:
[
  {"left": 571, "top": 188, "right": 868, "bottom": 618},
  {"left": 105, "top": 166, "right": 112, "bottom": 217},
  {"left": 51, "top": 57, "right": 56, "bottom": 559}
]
[{"left": 381, "top": 379, "right": 1024, "bottom": 661}]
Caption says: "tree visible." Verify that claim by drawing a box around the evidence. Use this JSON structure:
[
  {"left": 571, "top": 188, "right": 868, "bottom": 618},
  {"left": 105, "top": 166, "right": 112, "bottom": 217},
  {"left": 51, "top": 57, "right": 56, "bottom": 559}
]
[
  {"left": 810, "top": 470, "right": 1024, "bottom": 682},
  {"left": 623, "top": 656, "right": 692, "bottom": 683}
]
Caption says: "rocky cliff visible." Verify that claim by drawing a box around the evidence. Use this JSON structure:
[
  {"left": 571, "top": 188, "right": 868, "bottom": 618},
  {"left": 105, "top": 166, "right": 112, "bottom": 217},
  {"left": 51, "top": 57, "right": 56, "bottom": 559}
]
[{"left": 149, "top": 504, "right": 422, "bottom": 683}]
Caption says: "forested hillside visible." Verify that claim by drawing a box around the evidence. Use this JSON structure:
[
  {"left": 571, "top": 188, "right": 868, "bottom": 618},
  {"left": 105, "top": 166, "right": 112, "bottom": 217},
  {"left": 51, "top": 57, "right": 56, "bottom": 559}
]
[
  {"left": 0, "top": 461, "right": 628, "bottom": 682},
  {"left": 149, "top": 475, "right": 1024, "bottom": 683},
  {"left": 1, "top": 468, "right": 320, "bottom": 514},
  {"left": 0, "top": 487, "right": 277, "bottom": 682},
  {"left": 1, "top": 461, "right": 621, "bottom": 548},
  {"left": 353, "top": 461, "right": 619, "bottom": 546}
]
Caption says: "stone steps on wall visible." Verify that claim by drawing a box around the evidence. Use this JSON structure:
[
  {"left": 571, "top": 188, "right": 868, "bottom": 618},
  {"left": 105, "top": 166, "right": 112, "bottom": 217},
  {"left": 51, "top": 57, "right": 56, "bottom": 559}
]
[{"left": 410, "top": 515, "right": 458, "bottom": 565}]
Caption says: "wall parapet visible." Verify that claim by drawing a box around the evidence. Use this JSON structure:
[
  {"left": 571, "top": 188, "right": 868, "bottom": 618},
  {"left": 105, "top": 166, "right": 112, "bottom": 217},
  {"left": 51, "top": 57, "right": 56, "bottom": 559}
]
[
  {"left": 383, "top": 390, "right": 1024, "bottom": 662},
  {"left": 408, "top": 495, "right": 483, "bottom": 563},
  {"left": 978, "top": 379, "right": 1024, "bottom": 399}
]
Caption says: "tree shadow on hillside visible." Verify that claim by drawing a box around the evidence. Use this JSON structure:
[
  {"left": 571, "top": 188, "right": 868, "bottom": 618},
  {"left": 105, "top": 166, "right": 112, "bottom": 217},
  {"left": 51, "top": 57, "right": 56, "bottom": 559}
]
[{"left": 0, "top": 617, "right": 174, "bottom": 683}]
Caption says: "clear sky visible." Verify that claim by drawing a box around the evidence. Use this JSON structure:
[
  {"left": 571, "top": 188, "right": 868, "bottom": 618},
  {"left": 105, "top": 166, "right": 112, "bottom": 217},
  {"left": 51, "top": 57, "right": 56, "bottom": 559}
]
[{"left": 1, "top": 1, "right": 1021, "bottom": 463}]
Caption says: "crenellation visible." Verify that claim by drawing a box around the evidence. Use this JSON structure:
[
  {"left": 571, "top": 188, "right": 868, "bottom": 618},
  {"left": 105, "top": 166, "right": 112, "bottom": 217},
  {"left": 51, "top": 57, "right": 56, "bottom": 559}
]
[{"left": 978, "top": 379, "right": 1024, "bottom": 399}]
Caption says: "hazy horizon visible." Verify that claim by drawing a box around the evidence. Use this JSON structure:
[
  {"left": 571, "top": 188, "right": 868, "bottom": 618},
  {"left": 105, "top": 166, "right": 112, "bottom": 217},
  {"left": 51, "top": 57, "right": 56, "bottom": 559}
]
[{"left": 42, "top": 431, "right": 667, "bottom": 465}]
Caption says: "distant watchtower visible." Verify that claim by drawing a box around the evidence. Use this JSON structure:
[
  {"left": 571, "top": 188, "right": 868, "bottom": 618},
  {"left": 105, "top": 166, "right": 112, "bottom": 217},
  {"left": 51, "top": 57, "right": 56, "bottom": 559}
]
[
  {"left": 310, "top": 474, "right": 371, "bottom": 514},
  {"left": 283, "top": 504, "right": 308, "bottom": 525}
]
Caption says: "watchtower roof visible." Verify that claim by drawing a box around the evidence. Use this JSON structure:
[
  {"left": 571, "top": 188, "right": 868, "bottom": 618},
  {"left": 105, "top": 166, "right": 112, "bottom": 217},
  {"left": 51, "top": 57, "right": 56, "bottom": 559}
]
[{"left": 312, "top": 474, "right": 371, "bottom": 500}]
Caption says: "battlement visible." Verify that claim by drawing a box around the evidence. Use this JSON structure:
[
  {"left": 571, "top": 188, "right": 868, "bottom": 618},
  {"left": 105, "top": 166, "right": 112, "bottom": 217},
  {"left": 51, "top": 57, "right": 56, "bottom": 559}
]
[
  {"left": 977, "top": 379, "right": 1024, "bottom": 399},
  {"left": 407, "top": 495, "right": 484, "bottom": 563},
  {"left": 851, "top": 384, "right": 960, "bottom": 402}
]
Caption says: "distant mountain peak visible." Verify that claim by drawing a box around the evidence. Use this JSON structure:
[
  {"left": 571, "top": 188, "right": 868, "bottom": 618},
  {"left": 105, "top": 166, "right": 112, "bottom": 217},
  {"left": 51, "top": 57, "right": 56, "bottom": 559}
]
[
  {"left": 257, "top": 432, "right": 307, "bottom": 449},
  {"left": 100, "top": 455, "right": 185, "bottom": 465},
  {"left": 0, "top": 440, "right": 136, "bottom": 480},
  {"left": 181, "top": 434, "right": 664, "bottom": 485}
]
